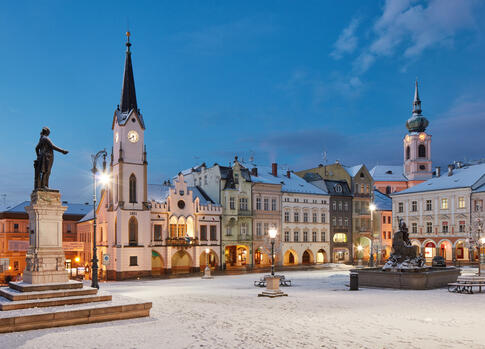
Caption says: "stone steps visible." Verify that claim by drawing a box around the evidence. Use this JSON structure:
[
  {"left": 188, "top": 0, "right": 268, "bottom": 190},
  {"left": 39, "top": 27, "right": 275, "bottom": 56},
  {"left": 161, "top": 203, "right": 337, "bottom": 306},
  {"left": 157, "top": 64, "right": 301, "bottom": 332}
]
[
  {"left": 0, "top": 302, "right": 152, "bottom": 333},
  {"left": 0, "top": 286, "right": 98, "bottom": 301},
  {"left": 0, "top": 293, "right": 112, "bottom": 311},
  {"left": 9, "top": 280, "right": 83, "bottom": 292}
]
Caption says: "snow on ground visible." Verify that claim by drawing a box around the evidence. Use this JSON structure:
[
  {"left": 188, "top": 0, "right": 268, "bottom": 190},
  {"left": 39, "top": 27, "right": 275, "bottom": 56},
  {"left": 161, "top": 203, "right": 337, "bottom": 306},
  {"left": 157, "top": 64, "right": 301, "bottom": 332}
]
[{"left": 3, "top": 267, "right": 485, "bottom": 349}]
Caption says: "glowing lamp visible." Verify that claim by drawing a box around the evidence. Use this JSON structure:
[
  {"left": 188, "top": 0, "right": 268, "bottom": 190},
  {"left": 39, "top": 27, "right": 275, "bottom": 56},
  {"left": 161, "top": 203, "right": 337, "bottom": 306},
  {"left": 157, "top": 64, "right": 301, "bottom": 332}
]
[
  {"left": 74, "top": 257, "right": 80, "bottom": 263},
  {"left": 419, "top": 133, "right": 426, "bottom": 141},
  {"left": 8, "top": 266, "right": 12, "bottom": 271},
  {"left": 205, "top": 248, "right": 210, "bottom": 254},
  {"left": 268, "top": 227, "right": 277, "bottom": 239},
  {"left": 98, "top": 172, "right": 110, "bottom": 186},
  {"left": 357, "top": 245, "right": 363, "bottom": 252},
  {"left": 369, "top": 203, "right": 376, "bottom": 212}
]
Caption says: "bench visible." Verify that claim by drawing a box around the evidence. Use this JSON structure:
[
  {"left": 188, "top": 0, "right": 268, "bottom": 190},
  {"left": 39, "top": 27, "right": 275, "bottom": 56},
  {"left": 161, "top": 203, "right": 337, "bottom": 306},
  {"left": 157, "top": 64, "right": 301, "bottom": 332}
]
[
  {"left": 254, "top": 275, "right": 292, "bottom": 287},
  {"left": 448, "top": 276, "right": 485, "bottom": 294}
]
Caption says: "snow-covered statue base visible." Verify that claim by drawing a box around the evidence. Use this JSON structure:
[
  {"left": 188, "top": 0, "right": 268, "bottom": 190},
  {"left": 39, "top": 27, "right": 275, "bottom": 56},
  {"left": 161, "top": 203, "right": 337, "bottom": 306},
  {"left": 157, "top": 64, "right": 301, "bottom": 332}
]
[{"left": 382, "top": 219, "right": 426, "bottom": 272}]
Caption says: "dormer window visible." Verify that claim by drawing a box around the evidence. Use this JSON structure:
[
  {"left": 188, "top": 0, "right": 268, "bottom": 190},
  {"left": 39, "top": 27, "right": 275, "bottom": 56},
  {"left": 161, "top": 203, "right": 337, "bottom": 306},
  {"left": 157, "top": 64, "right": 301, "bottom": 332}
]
[
  {"left": 385, "top": 170, "right": 393, "bottom": 175},
  {"left": 334, "top": 184, "right": 342, "bottom": 193}
]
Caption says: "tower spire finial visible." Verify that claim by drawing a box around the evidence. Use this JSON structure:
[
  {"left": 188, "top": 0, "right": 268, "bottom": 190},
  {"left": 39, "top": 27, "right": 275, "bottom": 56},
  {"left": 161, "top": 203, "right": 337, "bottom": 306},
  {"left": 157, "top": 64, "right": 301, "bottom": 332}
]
[
  {"left": 119, "top": 31, "right": 138, "bottom": 113},
  {"left": 412, "top": 79, "right": 422, "bottom": 115},
  {"left": 125, "top": 31, "right": 131, "bottom": 52}
]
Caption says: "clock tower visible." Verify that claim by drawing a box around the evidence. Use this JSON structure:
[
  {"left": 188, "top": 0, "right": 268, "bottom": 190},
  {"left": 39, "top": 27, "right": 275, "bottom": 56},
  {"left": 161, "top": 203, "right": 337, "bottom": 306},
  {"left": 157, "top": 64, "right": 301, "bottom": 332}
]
[
  {"left": 108, "top": 32, "right": 150, "bottom": 279},
  {"left": 403, "top": 80, "right": 432, "bottom": 183}
]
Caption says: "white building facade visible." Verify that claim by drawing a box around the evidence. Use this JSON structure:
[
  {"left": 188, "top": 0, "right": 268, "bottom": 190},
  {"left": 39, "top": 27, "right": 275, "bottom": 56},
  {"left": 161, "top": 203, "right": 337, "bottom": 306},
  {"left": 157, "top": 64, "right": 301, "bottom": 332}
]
[{"left": 392, "top": 163, "right": 485, "bottom": 264}]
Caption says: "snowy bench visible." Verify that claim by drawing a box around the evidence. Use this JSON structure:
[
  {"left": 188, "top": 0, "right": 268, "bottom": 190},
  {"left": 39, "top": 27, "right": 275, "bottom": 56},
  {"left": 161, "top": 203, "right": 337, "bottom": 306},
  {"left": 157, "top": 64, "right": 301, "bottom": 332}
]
[
  {"left": 254, "top": 275, "right": 292, "bottom": 288},
  {"left": 448, "top": 276, "right": 485, "bottom": 294}
]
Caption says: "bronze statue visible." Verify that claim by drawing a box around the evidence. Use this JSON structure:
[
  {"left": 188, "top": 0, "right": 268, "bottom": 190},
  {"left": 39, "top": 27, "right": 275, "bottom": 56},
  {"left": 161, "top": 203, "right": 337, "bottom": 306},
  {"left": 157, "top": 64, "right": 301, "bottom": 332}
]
[
  {"left": 383, "top": 218, "right": 425, "bottom": 270},
  {"left": 34, "top": 127, "right": 68, "bottom": 190}
]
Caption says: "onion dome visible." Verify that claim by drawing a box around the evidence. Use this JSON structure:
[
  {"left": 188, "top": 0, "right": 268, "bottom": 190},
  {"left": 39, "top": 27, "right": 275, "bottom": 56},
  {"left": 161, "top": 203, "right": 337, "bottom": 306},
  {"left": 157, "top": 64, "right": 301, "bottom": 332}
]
[{"left": 406, "top": 80, "right": 429, "bottom": 133}]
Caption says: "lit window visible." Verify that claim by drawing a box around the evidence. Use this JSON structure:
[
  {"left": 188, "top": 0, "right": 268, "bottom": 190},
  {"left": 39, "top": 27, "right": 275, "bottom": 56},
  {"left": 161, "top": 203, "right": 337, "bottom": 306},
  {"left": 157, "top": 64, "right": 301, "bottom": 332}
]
[
  {"left": 458, "top": 197, "right": 465, "bottom": 209},
  {"left": 441, "top": 198, "right": 448, "bottom": 209},
  {"left": 333, "top": 233, "right": 347, "bottom": 243}
]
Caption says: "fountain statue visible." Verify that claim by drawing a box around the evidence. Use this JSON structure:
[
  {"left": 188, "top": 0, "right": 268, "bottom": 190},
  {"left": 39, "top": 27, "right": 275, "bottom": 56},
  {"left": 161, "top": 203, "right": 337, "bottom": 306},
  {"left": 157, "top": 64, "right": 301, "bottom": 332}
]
[{"left": 382, "top": 218, "right": 425, "bottom": 271}]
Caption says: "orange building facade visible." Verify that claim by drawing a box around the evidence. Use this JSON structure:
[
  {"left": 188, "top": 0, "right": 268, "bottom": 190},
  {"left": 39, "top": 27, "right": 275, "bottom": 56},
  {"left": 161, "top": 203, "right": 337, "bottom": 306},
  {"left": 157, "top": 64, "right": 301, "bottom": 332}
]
[{"left": 0, "top": 201, "right": 90, "bottom": 283}]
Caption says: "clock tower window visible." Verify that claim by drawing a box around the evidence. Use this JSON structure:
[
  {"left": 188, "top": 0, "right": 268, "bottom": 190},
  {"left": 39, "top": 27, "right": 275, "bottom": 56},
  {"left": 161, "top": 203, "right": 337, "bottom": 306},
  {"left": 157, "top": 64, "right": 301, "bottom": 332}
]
[
  {"left": 418, "top": 144, "right": 426, "bottom": 158},
  {"left": 129, "top": 174, "right": 137, "bottom": 203},
  {"left": 129, "top": 216, "right": 138, "bottom": 246}
]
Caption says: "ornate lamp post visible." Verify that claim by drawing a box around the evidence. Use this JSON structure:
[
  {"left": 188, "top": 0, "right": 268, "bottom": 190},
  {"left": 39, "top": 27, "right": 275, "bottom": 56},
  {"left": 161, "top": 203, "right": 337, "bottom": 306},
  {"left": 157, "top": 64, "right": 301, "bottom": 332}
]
[
  {"left": 91, "top": 149, "right": 108, "bottom": 289},
  {"left": 268, "top": 227, "right": 277, "bottom": 276},
  {"left": 369, "top": 203, "right": 376, "bottom": 267}
]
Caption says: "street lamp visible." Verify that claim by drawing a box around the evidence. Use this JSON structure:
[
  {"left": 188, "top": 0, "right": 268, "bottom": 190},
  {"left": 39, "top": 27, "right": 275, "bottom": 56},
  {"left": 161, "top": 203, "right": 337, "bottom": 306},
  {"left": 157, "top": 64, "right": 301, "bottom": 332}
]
[
  {"left": 369, "top": 203, "right": 376, "bottom": 267},
  {"left": 91, "top": 149, "right": 108, "bottom": 289},
  {"left": 268, "top": 227, "right": 277, "bottom": 276}
]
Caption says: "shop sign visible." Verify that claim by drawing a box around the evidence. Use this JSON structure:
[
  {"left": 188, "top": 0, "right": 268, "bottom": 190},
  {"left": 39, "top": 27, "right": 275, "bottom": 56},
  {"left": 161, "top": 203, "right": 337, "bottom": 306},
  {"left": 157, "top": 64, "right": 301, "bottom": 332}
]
[
  {"left": 62, "top": 242, "right": 84, "bottom": 251},
  {"left": 102, "top": 254, "right": 110, "bottom": 265}
]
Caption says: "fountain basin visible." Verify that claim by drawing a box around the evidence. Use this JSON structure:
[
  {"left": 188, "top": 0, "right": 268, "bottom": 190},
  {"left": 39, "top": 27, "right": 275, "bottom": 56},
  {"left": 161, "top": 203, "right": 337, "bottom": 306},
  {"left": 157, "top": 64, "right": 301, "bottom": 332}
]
[{"left": 351, "top": 267, "right": 460, "bottom": 290}]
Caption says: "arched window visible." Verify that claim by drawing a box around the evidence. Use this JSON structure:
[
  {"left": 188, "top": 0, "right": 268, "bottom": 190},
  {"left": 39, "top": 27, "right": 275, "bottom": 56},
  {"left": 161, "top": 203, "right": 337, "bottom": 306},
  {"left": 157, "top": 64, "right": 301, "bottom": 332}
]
[
  {"left": 406, "top": 146, "right": 410, "bottom": 160},
  {"left": 129, "top": 216, "right": 138, "bottom": 246},
  {"left": 386, "top": 186, "right": 391, "bottom": 194},
  {"left": 129, "top": 174, "right": 137, "bottom": 203},
  {"left": 418, "top": 144, "right": 426, "bottom": 158}
]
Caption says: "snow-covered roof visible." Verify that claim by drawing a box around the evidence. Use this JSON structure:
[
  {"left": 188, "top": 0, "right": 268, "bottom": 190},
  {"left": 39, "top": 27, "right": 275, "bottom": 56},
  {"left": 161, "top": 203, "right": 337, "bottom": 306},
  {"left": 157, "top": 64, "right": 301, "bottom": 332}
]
[
  {"left": 148, "top": 183, "right": 218, "bottom": 205},
  {"left": 3, "top": 201, "right": 91, "bottom": 216},
  {"left": 473, "top": 183, "right": 485, "bottom": 193},
  {"left": 374, "top": 190, "right": 392, "bottom": 211},
  {"left": 394, "top": 163, "right": 485, "bottom": 195},
  {"left": 79, "top": 209, "right": 94, "bottom": 223},
  {"left": 343, "top": 164, "right": 363, "bottom": 177},
  {"left": 251, "top": 166, "right": 328, "bottom": 195},
  {"left": 370, "top": 165, "right": 408, "bottom": 182}
]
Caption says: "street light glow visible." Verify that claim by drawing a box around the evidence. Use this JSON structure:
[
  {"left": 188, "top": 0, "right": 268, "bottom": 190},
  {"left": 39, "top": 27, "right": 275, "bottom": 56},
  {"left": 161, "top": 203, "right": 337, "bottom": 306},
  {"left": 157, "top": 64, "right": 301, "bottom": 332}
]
[
  {"left": 269, "top": 227, "right": 277, "bottom": 239},
  {"left": 369, "top": 203, "right": 376, "bottom": 212},
  {"left": 98, "top": 172, "right": 110, "bottom": 186}
]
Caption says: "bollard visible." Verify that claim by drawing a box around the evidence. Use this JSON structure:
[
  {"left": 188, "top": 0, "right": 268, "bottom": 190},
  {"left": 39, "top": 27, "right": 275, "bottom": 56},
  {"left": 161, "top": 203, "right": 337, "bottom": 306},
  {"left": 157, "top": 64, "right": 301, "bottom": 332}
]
[{"left": 349, "top": 272, "right": 359, "bottom": 291}]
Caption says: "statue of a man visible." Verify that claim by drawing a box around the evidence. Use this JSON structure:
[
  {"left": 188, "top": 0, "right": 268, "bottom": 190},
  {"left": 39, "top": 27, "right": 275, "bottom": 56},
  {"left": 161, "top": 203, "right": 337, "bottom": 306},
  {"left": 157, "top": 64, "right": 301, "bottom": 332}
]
[{"left": 34, "top": 127, "right": 69, "bottom": 190}]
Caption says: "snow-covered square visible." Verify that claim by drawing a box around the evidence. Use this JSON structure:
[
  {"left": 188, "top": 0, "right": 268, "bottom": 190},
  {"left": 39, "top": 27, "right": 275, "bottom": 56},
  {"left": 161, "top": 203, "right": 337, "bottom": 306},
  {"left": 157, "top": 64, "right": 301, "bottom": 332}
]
[{"left": 2, "top": 267, "right": 485, "bottom": 349}]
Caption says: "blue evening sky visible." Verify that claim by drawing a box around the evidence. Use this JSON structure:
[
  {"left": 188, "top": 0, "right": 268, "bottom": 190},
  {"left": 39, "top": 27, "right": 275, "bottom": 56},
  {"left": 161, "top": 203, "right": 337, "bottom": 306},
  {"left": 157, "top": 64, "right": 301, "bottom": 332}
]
[{"left": 1, "top": 0, "right": 485, "bottom": 206}]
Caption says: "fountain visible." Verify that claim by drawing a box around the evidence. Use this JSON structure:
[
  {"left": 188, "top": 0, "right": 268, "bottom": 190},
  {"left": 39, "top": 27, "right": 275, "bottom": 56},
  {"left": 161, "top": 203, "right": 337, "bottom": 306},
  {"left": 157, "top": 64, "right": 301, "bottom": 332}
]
[{"left": 351, "top": 219, "right": 460, "bottom": 289}]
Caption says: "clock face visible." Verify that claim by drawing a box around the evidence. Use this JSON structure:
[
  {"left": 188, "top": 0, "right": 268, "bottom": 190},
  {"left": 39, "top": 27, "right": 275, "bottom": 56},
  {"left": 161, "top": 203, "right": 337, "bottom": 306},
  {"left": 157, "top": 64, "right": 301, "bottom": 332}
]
[
  {"left": 419, "top": 132, "right": 426, "bottom": 141},
  {"left": 115, "top": 132, "right": 119, "bottom": 143},
  {"left": 128, "top": 130, "right": 139, "bottom": 143}
]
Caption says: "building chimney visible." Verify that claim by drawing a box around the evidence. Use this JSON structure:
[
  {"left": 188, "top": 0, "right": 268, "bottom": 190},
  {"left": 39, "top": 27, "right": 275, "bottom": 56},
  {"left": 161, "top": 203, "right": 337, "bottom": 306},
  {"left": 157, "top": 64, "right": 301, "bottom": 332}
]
[
  {"left": 272, "top": 163, "right": 277, "bottom": 176},
  {"left": 448, "top": 165, "right": 453, "bottom": 176},
  {"left": 251, "top": 167, "right": 258, "bottom": 177},
  {"left": 287, "top": 170, "right": 291, "bottom": 178},
  {"left": 436, "top": 166, "right": 440, "bottom": 177}
]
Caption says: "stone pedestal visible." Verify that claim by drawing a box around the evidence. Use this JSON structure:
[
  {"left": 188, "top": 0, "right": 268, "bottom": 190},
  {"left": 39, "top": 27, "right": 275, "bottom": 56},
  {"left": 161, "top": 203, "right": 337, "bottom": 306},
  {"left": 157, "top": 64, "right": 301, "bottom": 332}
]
[
  {"left": 202, "top": 266, "right": 213, "bottom": 279},
  {"left": 22, "top": 190, "right": 69, "bottom": 284},
  {"left": 258, "top": 276, "right": 287, "bottom": 298}
]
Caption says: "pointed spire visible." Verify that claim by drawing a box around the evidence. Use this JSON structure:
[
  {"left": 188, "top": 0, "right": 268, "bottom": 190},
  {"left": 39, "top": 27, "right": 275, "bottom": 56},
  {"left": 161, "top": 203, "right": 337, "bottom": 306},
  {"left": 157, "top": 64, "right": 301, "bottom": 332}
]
[
  {"left": 120, "top": 31, "right": 138, "bottom": 113},
  {"left": 412, "top": 79, "right": 422, "bottom": 115}
]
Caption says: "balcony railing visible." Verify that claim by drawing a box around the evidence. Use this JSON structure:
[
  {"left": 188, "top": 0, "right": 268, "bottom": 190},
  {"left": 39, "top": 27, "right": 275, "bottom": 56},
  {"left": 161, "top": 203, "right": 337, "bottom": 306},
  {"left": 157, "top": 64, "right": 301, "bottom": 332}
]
[
  {"left": 165, "top": 237, "right": 199, "bottom": 247},
  {"left": 238, "top": 209, "right": 252, "bottom": 217}
]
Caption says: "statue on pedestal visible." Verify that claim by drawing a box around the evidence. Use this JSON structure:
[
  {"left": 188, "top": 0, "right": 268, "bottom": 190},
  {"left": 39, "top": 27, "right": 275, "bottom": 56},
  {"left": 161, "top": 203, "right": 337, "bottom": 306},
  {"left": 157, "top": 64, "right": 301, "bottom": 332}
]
[
  {"left": 34, "top": 127, "right": 68, "bottom": 190},
  {"left": 383, "top": 218, "right": 425, "bottom": 270}
]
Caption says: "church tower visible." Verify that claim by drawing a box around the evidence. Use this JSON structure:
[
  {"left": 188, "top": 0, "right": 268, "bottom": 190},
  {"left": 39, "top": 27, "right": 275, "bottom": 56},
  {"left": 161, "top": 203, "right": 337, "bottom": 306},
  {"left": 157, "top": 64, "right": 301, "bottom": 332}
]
[
  {"left": 403, "top": 80, "right": 432, "bottom": 182},
  {"left": 108, "top": 32, "right": 150, "bottom": 279}
]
